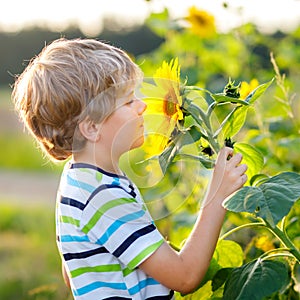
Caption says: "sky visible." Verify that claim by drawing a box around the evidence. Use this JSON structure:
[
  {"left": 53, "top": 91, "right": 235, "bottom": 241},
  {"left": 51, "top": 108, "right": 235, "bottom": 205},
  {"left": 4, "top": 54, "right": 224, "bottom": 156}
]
[{"left": 1, "top": 0, "right": 300, "bottom": 35}]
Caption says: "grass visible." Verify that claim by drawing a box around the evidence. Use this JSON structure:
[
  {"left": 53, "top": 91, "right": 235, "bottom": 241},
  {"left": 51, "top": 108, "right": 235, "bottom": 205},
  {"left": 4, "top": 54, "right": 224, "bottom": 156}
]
[
  {"left": 0, "top": 86, "right": 63, "bottom": 173},
  {"left": 0, "top": 87, "right": 68, "bottom": 298},
  {"left": 0, "top": 201, "right": 72, "bottom": 300},
  {"left": 0, "top": 132, "right": 63, "bottom": 173}
]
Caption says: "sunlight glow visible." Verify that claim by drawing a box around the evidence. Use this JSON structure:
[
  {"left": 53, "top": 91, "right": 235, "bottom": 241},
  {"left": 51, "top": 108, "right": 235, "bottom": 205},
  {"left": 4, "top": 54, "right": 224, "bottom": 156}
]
[{"left": 0, "top": 0, "right": 299, "bottom": 34}]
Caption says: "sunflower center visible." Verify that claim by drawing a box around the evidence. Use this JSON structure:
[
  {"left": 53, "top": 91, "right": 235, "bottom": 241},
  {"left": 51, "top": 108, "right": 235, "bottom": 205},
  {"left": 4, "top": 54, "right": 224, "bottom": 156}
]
[
  {"left": 193, "top": 15, "right": 208, "bottom": 26},
  {"left": 163, "top": 91, "right": 178, "bottom": 117}
]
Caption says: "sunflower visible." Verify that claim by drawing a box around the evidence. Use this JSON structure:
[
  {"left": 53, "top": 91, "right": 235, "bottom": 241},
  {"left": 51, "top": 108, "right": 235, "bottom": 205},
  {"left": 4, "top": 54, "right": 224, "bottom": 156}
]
[
  {"left": 240, "top": 79, "right": 259, "bottom": 99},
  {"left": 140, "top": 58, "right": 184, "bottom": 157},
  {"left": 185, "top": 6, "right": 216, "bottom": 38},
  {"left": 254, "top": 235, "right": 275, "bottom": 252}
]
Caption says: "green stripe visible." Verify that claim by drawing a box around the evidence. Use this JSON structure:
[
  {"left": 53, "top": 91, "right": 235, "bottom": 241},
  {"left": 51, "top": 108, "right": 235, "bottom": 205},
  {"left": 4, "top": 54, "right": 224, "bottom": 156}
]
[
  {"left": 95, "top": 172, "right": 103, "bottom": 182},
  {"left": 82, "top": 197, "right": 137, "bottom": 234},
  {"left": 60, "top": 215, "right": 80, "bottom": 227},
  {"left": 127, "top": 239, "right": 164, "bottom": 270},
  {"left": 79, "top": 168, "right": 93, "bottom": 174},
  {"left": 71, "top": 264, "right": 121, "bottom": 278},
  {"left": 122, "top": 266, "right": 135, "bottom": 277}
]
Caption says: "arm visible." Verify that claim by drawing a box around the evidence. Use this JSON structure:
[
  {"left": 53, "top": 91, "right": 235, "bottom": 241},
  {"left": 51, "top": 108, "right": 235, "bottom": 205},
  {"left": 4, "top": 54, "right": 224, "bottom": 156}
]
[
  {"left": 62, "top": 263, "right": 71, "bottom": 289},
  {"left": 139, "top": 147, "right": 247, "bottom": 294}
]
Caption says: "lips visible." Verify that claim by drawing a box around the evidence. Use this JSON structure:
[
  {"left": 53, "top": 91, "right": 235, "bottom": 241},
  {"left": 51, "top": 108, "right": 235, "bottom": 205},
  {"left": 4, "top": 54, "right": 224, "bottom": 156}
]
[{"left": 139, "top": 117, "right": 144, "bottom": 128}]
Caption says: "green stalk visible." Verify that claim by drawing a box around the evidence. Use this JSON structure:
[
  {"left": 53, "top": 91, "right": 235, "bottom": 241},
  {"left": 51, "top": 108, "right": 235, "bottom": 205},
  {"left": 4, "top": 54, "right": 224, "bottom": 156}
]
[
  {"left": 264, "top": 221, "right": 300, "bottom": 262},
  {"left": 206, "top": 102, "right": 217, "bottom": 118},
  {"left": 189, "top": 103, "right": 211, "bottom": 129},
  {"left": 219, "top": 222, "right": 266, "bottom": 240},
  {"left": 176, "top": 153, "right": 215, "bottom": 168},
  {"left": 220, "top": 219, "right": 300, "bottom": 262},
  {"left": 260, "top": 248, "right": 295, "bottom": 261},
  {"left": 188, "top": 103, "right": 220, "bottom": 153},
  {"left": 213, "top": 105, "right": 239, "bottom": 139}
]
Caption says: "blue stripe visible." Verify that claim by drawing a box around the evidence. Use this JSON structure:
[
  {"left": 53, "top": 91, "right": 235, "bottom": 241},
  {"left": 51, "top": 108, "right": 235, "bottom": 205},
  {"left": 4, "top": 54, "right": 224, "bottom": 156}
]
[
  {"left": 61, "top": 235, "right": 90, "bottom": 242},
  {"left": 64, "top": 246, "right": 108, "bottom": 261},
  {"left": 85, "top": 184, "right": 137, "bottom": 208},
  {"left": 67, "top": 174, "right": 95, "bottom": 193},
  {"left": 70, "top": 162, "right": 129, "bottom": 180},
  {"left": 128, "top": 278, "right": 159, "bottom": 295},
  {"left": 96, "top": 210, "right": 146, "bottom": 245},
  {"left": 113, "top": 224, "right": 156, "bottom": 257},
  {"left": 73, "top": 281, "right": 127, "bottom": 296},
  {"left": 60, "top": 196, "right": 85, "bottom": 210},
  {"left": 103, "top": 297, "right": 131, "bottom": 300},
  {"left": 112, "top": 177, "right": 120, "bottom": 186}
]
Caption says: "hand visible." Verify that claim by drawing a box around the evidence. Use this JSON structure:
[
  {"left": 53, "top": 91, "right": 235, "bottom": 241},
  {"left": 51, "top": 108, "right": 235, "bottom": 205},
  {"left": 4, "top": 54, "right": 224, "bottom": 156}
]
[
  {"left": 205, "top": 147, "right": 248, "bottom": 206},
  {"left": 139, "top": 146, "right": 247, "bottom": 294}
]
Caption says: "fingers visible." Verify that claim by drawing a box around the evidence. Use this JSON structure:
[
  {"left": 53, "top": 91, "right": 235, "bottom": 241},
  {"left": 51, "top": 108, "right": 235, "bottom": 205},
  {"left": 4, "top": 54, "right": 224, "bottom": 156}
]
[
  {"left": 217, "top": 147, "right": 248, "bottom": 187},
  {"left": 241, "top": 173, "right": 248, "bottom": 184},
  {"left": 236, "top": 163, "right": 248, "bottom": 176},
  {"left": 216, "top": 147, "right": 243, "bottom": 168},
  {"left": 230, "top": 157, "right": 248, "bottom": 189},
  {"left": 207, "top": 147, "right": 248, "bottom": 203},
  {"left": 227, "top": 152, "right": 243, "bottom": 167},
  {"left": 215, "top": 147, "right": 233, "bottom": 166}
]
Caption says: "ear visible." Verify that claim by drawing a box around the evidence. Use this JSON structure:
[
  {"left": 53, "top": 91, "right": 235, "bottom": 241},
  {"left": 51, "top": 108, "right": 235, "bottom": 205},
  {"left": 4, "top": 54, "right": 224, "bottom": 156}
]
[{"left": 78, "top": 119, "right": 101, "bottom": 143}]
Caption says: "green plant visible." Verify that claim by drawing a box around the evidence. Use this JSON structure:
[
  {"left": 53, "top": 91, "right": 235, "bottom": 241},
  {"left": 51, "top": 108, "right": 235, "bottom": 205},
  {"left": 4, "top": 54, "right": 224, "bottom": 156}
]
[{"left": 139, "top": 56, "right": 300, "bottom": 299}]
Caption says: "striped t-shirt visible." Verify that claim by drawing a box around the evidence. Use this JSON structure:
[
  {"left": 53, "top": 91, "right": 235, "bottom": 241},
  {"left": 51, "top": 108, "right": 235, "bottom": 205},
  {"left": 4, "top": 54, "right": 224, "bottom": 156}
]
[{"left": 56, "top": 162, "right": 173, "bottom": 299}]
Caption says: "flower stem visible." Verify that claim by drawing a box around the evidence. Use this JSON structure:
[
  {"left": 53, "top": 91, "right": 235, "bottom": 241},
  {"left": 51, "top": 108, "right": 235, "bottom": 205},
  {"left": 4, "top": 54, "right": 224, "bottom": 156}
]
[
  {"left": 187, "top": 102, "right": 220, "bottom": 153},
  {"left": 213, "top": 106, "right": 239, "bottom": 139},
  {"left": 264, "top": 221, "right": 300, "bottom": 262},
  {"left": 206, "top": 102, "right": 217, "bottom": 118},
  {"left": 219, "top": 222, "right": 266, "bottom": 240},
  {"left": 260, "top": 248, "right": 295, "bottom": 261}
]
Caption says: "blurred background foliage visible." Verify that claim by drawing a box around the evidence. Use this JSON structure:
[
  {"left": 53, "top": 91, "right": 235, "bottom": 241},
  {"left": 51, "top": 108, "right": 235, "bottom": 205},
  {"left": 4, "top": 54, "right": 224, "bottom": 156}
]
[{"left": 0, "top": 2, "right": 299, "bottom": 299}]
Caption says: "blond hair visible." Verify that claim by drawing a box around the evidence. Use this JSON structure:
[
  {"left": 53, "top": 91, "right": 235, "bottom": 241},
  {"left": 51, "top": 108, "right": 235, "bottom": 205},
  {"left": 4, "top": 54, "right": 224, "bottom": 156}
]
[{"left": 12, "top": 38, "right": 143, "bottom": 161}]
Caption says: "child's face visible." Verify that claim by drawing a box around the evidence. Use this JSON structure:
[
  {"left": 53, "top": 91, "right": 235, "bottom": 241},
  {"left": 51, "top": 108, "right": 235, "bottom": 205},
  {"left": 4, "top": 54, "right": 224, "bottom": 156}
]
[{"left": 99, "top": 88, "right": 147, "bottom": 156}]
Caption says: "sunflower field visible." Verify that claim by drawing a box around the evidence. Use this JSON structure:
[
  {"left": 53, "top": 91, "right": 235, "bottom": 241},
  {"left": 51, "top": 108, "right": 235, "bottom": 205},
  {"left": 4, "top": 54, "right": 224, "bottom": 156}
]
[{"left": 1, "top": 3, "right": 300, "bottom": 300}]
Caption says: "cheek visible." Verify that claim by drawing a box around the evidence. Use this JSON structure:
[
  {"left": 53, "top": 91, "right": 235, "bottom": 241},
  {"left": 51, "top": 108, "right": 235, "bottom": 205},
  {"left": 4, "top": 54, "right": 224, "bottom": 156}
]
[
  {"left": 105, "top": 118, "right": 133, "bottom": 138},
  {"left": 118, "top": 117, "right": 138, "bottom": 132}
]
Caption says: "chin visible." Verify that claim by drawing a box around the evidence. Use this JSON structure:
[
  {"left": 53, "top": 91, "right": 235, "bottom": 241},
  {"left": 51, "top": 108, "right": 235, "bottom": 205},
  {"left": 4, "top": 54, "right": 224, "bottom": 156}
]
[{"left": 130, "top": 136, "right": 145, "bottom": 150}]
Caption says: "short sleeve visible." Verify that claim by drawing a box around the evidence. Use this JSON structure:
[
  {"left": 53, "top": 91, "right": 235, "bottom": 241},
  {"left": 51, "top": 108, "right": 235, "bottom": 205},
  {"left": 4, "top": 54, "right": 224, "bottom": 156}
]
[{"left": 79, "top": 186, "right": 164, "bottom": 269}]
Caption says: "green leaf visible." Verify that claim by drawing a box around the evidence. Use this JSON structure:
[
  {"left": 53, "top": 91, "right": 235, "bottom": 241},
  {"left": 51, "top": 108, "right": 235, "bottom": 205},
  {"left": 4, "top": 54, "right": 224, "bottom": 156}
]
[
  {"left": 183, "top": 101, "right": 205, "bottom": 126},
  {"left": 177, "top": 281, "right": 213, "bottom": 299},
  {"left": 212, "top": 268, "right": 233, "bottom": 291},
  {"left": 158, "top": 126, "right": 202, "bottom": 173},
  {"left": 293, "top": 262, "right": 300, "bottom": 293},
  {"left": 234, "top": 143, "right": 264, "bottom": 183},
  {"left": 199, "top": 240, "right": 243, "bottom": 288},
  {"left": 223, "top": 172, "right": 300, "bottom": 227},
  {"left": 176, "top": 126, "right": 202, "bottom": 147},
  {"left": 249, "top": 174, "right": 270, "bottom": 186},
  {"left": 175, "top": 153, "right": 215, "bottom": 169},
  {"left": 223, "top": 259, "right": 289, "bottom": 300},
  {"left": 212, "top": 93, "right": 249, "bottom": 105},
  {"left": 245, "top": 78, "right": 274, "bottom": 104},
  {"left": 158, "top": 143, "right": 178, "bottom": 174},
  {"left": 222, "top": 106, "right": 248, "bottom": 139},
  {"left": 214, "top": 240, "right": 244, "bottom": 269}
]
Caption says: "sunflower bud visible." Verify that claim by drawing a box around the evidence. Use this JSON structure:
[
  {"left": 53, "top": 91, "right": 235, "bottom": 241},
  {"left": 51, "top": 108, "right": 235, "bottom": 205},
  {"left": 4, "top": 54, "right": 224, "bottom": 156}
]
[
  {"left": 225, "top": 137, "right": 235, "bottom": 148},
  {"left": 223, "top": 78, "right": 241, "bottom": 99}
]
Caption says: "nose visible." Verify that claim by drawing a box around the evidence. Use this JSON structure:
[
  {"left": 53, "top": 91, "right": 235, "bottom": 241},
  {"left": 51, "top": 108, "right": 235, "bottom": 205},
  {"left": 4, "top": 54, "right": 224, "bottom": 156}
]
[{"left": 137, "top": 99, "right": 147, "bottom": 115}]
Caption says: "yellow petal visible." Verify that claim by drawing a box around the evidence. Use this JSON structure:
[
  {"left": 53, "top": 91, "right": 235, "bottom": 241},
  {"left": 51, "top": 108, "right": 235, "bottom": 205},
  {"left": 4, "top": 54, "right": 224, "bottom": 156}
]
[{"left": 141, "top": 58, "right": 184, "bottom": 156}]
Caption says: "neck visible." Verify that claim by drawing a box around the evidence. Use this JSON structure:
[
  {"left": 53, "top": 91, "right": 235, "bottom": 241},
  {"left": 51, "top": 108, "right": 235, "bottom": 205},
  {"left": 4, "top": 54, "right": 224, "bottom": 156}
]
[{"left": 73, "top": 143, "right": 123, "bottom": 175}]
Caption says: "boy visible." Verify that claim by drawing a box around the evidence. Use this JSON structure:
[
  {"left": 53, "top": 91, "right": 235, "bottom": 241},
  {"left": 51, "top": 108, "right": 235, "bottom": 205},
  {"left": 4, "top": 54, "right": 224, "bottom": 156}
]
[{"left": 12, "top": 38, "right": 247, "bottom": 299}]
